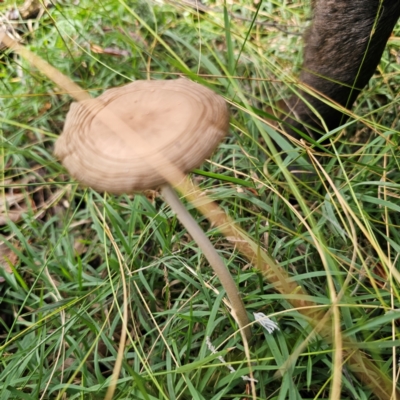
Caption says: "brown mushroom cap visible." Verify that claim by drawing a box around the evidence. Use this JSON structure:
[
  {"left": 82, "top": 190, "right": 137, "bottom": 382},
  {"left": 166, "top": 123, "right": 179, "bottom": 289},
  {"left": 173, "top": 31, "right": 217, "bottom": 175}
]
[{"left": 55, "top": 78, "right": 229, "bottom": 194}]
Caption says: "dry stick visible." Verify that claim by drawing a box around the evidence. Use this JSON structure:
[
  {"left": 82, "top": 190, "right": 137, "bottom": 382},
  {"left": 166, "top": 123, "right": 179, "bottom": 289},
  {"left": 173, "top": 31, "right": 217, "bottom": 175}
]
[
  {"left": 2, "top": 30, "right": 398, "bottom": 399},
  {"left": 0, "top": 31, "right": 91, "bottom": 101}
]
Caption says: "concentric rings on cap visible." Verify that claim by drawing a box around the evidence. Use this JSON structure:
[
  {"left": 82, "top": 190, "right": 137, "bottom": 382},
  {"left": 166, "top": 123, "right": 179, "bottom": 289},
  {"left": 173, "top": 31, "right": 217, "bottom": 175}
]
[{"left": 55, "top": 78, "right": 230, "bottom": 194}]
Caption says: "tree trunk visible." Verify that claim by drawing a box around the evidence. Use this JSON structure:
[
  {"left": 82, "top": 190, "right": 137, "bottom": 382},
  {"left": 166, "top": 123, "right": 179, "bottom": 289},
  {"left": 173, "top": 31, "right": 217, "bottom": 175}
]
[{"left": 283, "top": 0, "right": 400, "bottom": 141}]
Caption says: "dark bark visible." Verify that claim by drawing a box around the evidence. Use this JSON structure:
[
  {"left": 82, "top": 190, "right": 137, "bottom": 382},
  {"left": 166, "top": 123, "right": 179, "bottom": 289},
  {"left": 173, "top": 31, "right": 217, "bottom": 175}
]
[{"left": 283, "top": 0, "right": 400, "bottom": 141}]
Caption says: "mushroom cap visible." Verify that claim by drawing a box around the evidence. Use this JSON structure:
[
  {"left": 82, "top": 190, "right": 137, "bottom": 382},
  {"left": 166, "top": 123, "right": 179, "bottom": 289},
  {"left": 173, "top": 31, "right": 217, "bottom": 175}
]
[{"left": 55, "top": 78, "right": 229, "bottom": 194}]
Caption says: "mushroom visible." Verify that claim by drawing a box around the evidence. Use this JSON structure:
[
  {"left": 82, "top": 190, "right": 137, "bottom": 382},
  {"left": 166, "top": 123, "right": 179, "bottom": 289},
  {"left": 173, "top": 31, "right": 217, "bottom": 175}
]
[{"left": 55, "top": 78, "right": 251, "bottom": 339}]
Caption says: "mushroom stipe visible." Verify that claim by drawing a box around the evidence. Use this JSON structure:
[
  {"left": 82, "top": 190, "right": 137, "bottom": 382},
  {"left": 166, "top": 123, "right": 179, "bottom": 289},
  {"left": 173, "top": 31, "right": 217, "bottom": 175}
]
[{"left": 55, "top": 78, "right": 252, "bottom": 340}]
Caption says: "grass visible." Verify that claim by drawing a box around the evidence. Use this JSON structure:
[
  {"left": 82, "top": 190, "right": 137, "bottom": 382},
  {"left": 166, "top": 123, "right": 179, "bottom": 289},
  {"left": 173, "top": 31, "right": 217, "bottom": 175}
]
[{"left": 1, "top": 0, "right": 400, "bottom": 399}]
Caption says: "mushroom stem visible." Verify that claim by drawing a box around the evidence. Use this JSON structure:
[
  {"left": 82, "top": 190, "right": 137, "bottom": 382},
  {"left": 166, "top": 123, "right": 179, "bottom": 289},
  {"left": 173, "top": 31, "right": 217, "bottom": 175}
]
[{"left": 161, "top": 184, "right": 251, "bottom": 340}]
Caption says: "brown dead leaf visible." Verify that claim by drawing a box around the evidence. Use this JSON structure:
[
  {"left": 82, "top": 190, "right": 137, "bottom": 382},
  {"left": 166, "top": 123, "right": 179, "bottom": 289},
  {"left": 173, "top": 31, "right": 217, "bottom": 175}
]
[
  {"left": 371, "top": 263, "right": 388, "bottom": 289},
  {"left": 0, "top": 210, "right": 27, "bottom": 225},
  {"left": 0, "top": 192, "right": 30, "bottom": 225},
  {"left": 90, "top": 43, "right": 130, "bottom": 57},
  {"left": 102, "top": 47, "right": 130, "bottom": 57},
  {"left": 0, "top": 192, "right": 26, "bottom": 208},
  {"left": 90, "top": 43, "right": 104, "bottom": 54},
  {"left": 19, "top": 0, "right": 51, "bottom": 19},
  {"left": 245, "top": 187, "right": 259, "bottom": 196},
  {"left": 74, "top": 237, "right": 88, "bottom": 256},
  {"left": 0, "top": 170, "right": 52, "bottom": 225},
  {"left": 38, "top": 102, "right": 52, "bottom": 115},
  {"left": 0, "top": 242, "right": 18, "bottom": 282},
  {"left": 143, "top": 190, "right": 157, "bottom": 204}
]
